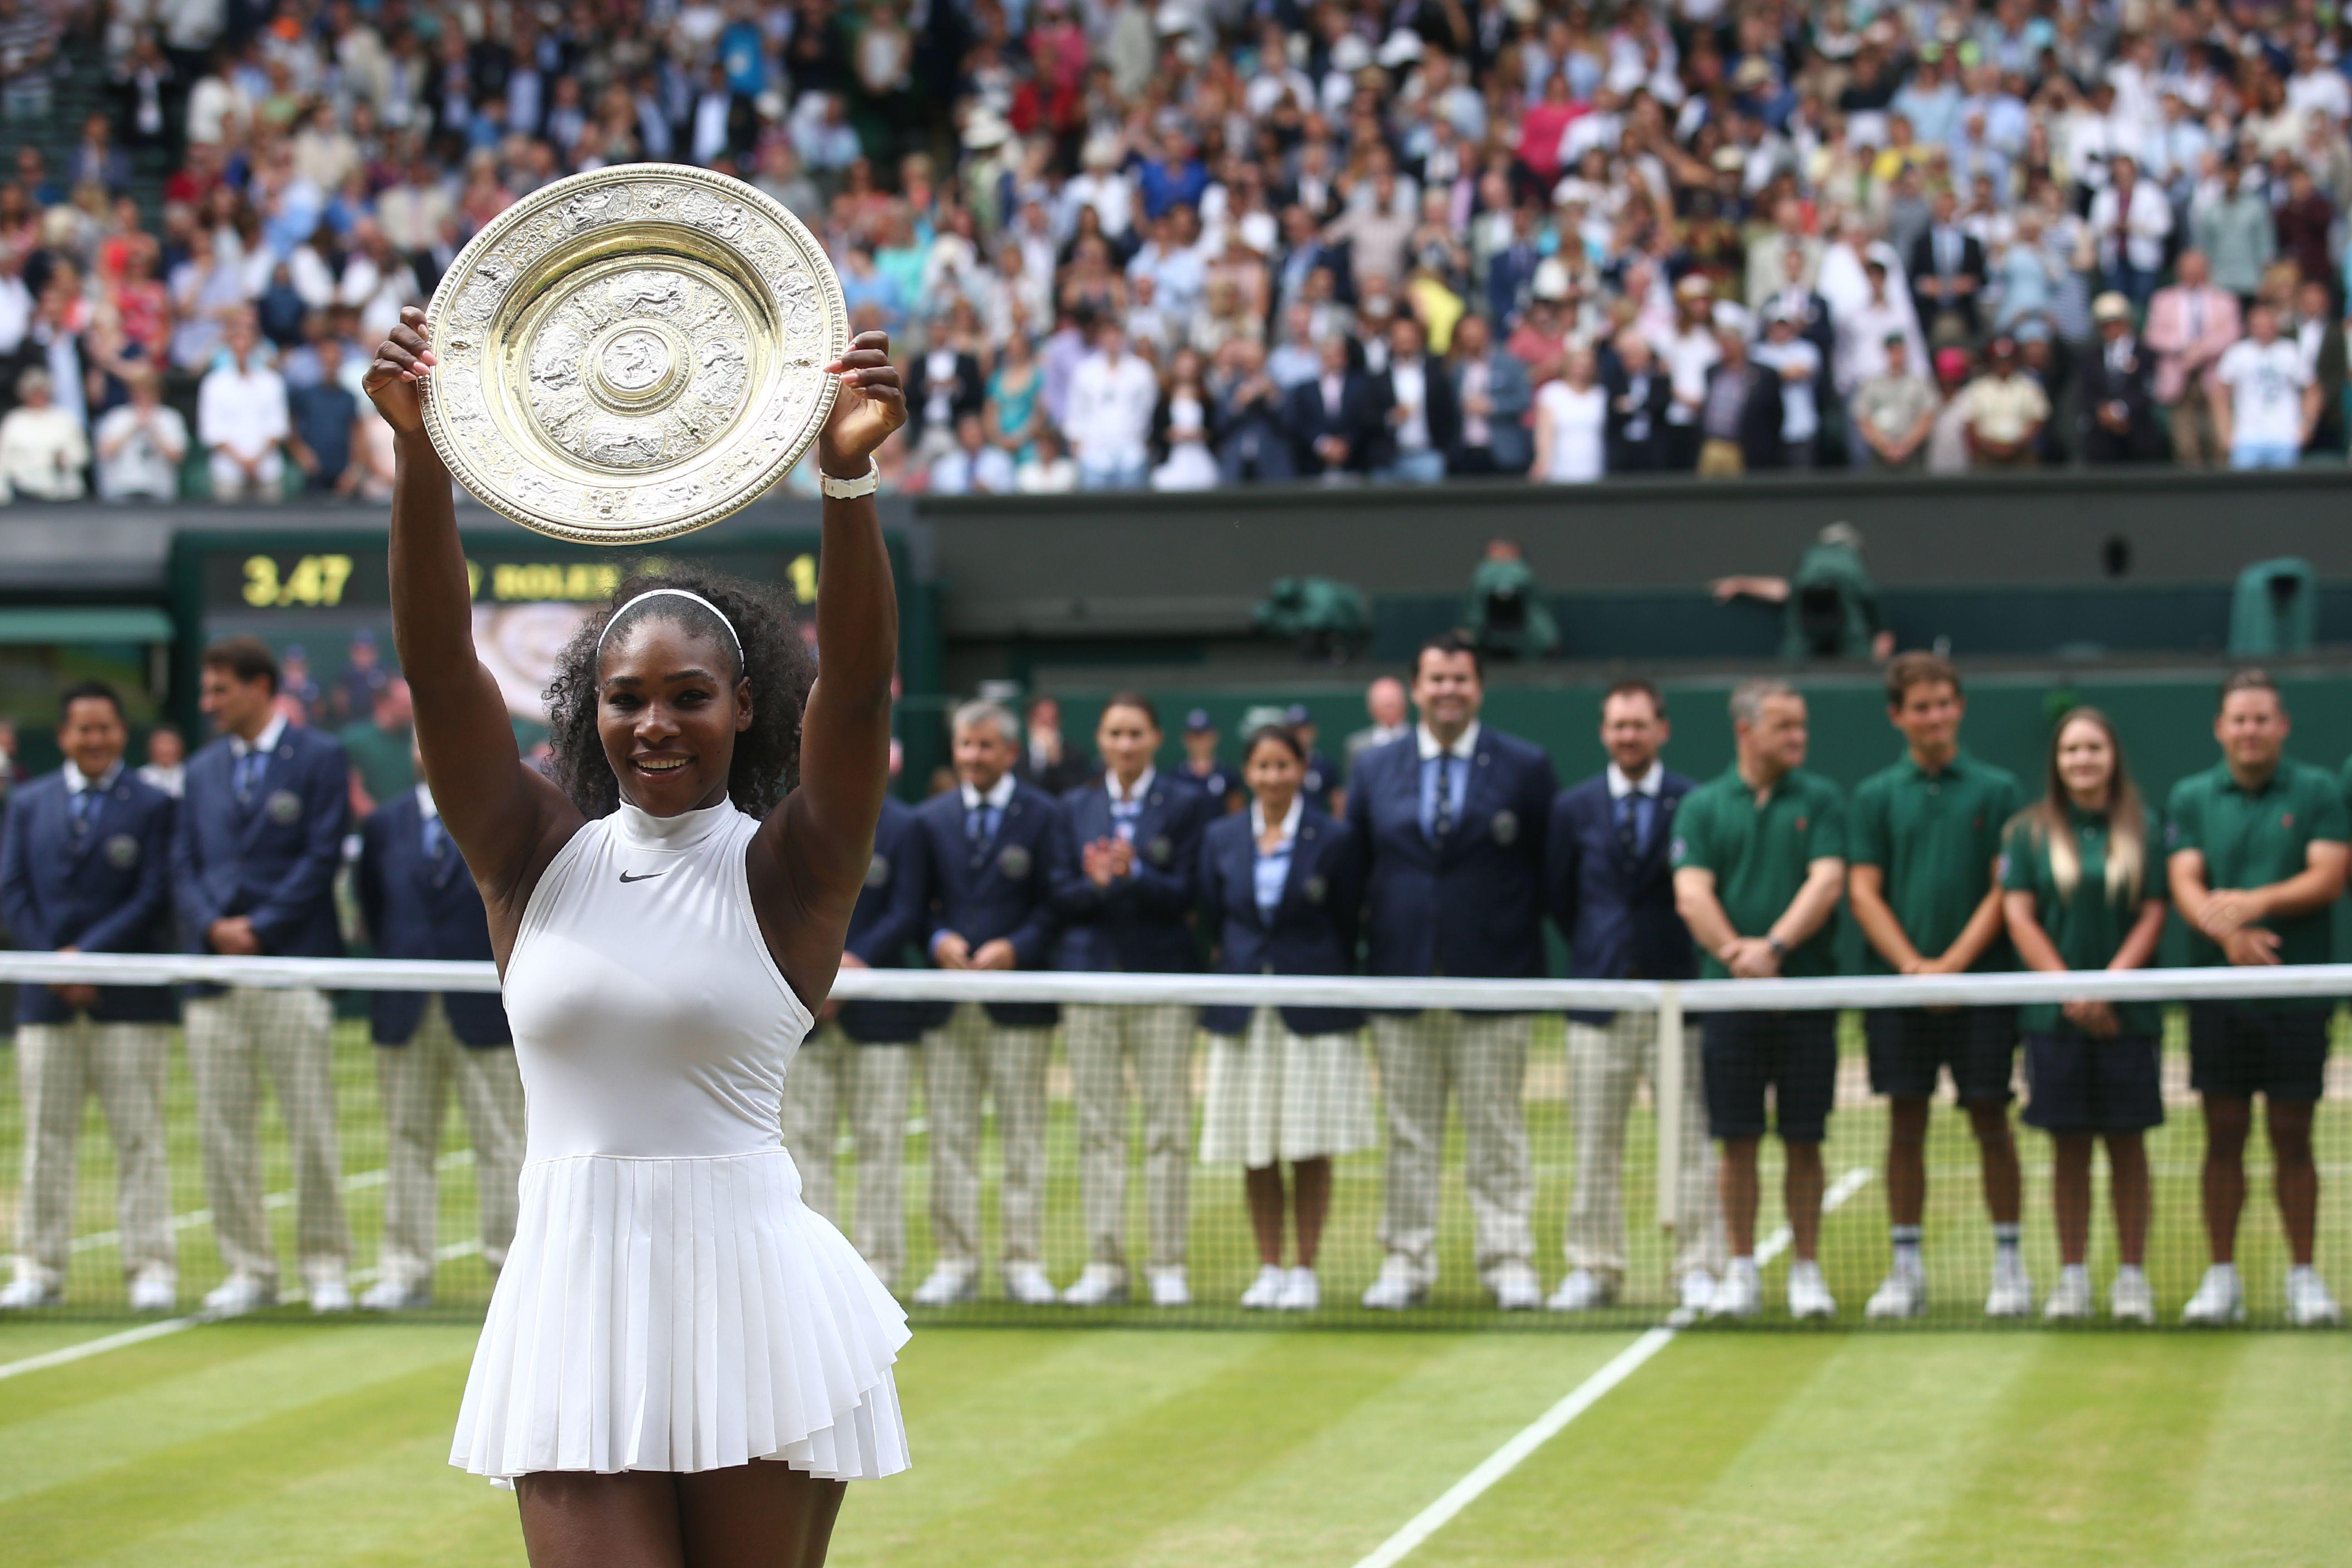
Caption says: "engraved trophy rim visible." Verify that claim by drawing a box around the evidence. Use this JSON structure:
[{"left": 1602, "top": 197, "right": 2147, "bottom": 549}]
[{"left": 417, "top": 162, "right": 848, "bottom": 547}]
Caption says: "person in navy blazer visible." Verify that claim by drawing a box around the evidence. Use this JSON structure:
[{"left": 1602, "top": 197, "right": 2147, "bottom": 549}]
[
  {"left": 353, "top": 769, "right": 524, "bottom": 1311},
  {"left": 1197, "top": 723, "right": 1376, "bottom": 1313},
  {"left": 1542, "top": 678, "right": 1722, "bottom": 1317},
  {"left": 1347, "top": 632, "right": 1558, "bottom": 1311},
  {"left": 906, "top": 701, "right": 1067, "bottom": 1308},
  {"left": 1049, "top": 694, "right": 1212, "bottom": 1308},
  {"left": 171, "top": 637, "right": 353, "bottom": 1317},
  {"left": 0, "top": 681, "right": 180, "bottom": 1313},
  {"left": 782, "top": 780, "right": 941, "bottom": 1296}
]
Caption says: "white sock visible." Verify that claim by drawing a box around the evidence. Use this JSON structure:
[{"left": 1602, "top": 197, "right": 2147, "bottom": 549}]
[
  {"left": 2115, "top": 1263, "right": 2147, "bottom": 1284},
  {"left": 2287, "top": 1263, "right": 2317, "bottom": 1284},
  {"left": 2207, "top": 1261, "right": 2239, "bottom": 1289},
  {"left": 2060, "top": 1263, "right": 2090, "bottom": 1288}
]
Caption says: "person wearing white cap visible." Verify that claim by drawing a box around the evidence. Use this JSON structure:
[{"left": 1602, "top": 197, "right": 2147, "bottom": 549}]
[{"left": 2079, "top": 292, "right": 2161, "bottom": 463}]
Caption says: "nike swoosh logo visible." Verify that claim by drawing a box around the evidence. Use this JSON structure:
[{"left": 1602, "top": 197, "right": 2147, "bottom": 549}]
[{"left": 618, "top": 870, "right": 665, "bottom": 883}]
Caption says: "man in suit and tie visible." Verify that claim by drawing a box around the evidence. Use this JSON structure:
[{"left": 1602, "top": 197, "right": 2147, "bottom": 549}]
[
  {"left": 0, "top": 681, "right": 179, "bottom": 1312},
  {"left": 908, "top": 701, "right": 1067, "bottom": 1308},
  {"left": 1050, "top": 694, "right": 1212, "bottom": 1307},
  {"left": 781, "top": 761, "right": 940, "bottom": 1298},
  {"left": 353, "top": 750, "right": 525, "bottom": 1311},
  {"left": 1288, "top": 335, "right": 1380, "bottom": 480},
  {"left": 1543, "top": 680, "right": 1722, "bottom": 1316},
  {"left": 2079, "top": 291, "right": 2162, "bottom": 463},
  {"left": 172, "top": 637, "right": 354, "bottom": 1316},
  {"left": 1907, "top": 188, "right": 1985, "bottom": 343},
  {"left": 1348, "top": 632, "right": 1559, "bottom": 1309}
]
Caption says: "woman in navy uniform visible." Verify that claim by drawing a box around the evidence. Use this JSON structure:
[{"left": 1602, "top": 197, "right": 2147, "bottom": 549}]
[
  {"left": 1197, "top": 724, "right": 1371, "bottom": 1312},
  {"left": 354, "top": 760, "right": 525, "bottom": 1311},
  {"left": 0, "top": 681, "right": 180, "bottom": 1312},
  {"left": 906, "top": 701, "right": 1068, "bottom": 1308},
  {"left": 1049, "top": 693, "right": 1212, "bottom": 1308}
]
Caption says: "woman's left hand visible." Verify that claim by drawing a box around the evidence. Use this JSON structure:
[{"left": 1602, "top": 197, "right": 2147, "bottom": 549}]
[{"left": 816, "top": 329, "right": 907, "bottom": 478}]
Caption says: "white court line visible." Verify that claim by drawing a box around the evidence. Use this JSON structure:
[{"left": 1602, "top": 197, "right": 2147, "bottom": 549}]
[{"left": 1349, "top": 1165, "right": 1874, "bottom": 1568}]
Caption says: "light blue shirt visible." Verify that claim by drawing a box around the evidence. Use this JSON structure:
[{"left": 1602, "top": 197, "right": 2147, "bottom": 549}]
[
  {"left": 1416, "top": 721, "right": 1478, "bottom": 841},
  {"left": 1250, "top": 796, "right": 1302, "bottom": 917}
]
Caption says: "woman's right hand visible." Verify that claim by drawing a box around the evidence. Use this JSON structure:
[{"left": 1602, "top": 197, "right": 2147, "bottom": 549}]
[
  {"left": 2063, "top": 998, "right": 2118, "bottom": 1039},
  {"left": 363, "top": 305, "right": 438, "bottom": 436}
]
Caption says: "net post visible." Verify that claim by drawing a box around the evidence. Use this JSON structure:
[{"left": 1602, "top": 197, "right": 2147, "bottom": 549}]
[{"left": 1653, "top": 982, "right": 1683, "bottom": 1246}]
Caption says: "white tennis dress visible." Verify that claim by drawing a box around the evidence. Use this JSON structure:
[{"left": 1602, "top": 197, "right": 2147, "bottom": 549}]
[{"left": 450, "top": 799, "right": 911, "bottom": 1486}]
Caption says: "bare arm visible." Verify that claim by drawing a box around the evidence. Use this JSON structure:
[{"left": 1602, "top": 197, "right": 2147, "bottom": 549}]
[
  {"left": 1771, "top": 856, "right": 1846, "bottom": 954},
  {"left": 1928, "top": 881, "right": 2010, "bottom": 974},
  {"left": 750, "top": 332, "right": 909, "bottom": 1010},
  {"left": 365, "top": 305, "right": 580, "bottom": 955},
  {"left": 1673, "top": 865, "right": 1743, "bottom": 960},
  {"left": 1847, "top": 863, "right": 1923, "bottom": 972},
  {"left": 2003, "top": 889, "right": 2065, "bottom": 974}
]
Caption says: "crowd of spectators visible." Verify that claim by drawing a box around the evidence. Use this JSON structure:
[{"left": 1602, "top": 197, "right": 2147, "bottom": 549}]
[{"left": 7, "top": 0, "right": 2352, "bottom": 500}]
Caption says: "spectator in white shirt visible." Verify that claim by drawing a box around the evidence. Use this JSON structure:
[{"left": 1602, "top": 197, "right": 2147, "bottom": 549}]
[
  {"left": 198, "top": 312, "right": 290, "bottom": 502},
  {"left": 1751, "top": 305, "right": 1823, "bottom": 467},
  {"left": 2213, "top": 303, "right": 2317, "bottom": 470},
  {"left": 0, "top": 367, "right": 88, "bottom": 500},
  {"left": 93, "top": 364, "right": 188, "bottom": 500},
  {"left": 1015, "top": 426, "right": 1078, "bottom": 493},
  {"left": 1064, "top": 322, "right": 1158, "bottom": 489},
  {"left": 2087, "top": 154, "right": 2172, "bottom": 309},
  {"left": 929, "top": 412, "right": 1017, "bottom": 495}
]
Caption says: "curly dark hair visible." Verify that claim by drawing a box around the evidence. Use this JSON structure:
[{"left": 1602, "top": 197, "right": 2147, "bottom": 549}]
[{"left": 542, "top": 562, "right": 816, "bottom": 819}]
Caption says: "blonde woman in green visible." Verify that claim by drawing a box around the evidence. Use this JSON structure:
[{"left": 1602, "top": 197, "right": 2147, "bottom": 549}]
[{"left": 2000, "top": 708, "right": 2168, "bottom": 1323}]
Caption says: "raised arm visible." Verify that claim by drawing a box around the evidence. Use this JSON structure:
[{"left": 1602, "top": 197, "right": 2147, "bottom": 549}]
[
  {"left": 753, "top": 331, "right": 908, "bottom": 1007},
  {"left": 365, "top": 305, "right": 581, "bottom": 947}
]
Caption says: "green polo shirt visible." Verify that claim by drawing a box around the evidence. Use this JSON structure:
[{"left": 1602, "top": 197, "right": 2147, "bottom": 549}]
[
  {"left": 2000, "top": 806, "right": 2164, "bottom": 1039},
  {"left": 1848, "top": 748, "right": 2021, "bottom": 974},
  {"left": 1671, "top": 765, "right": 1847, "bottom": 980},
  {"left": 2165, "top": 758, "right": 2347, "bottom": 972}
]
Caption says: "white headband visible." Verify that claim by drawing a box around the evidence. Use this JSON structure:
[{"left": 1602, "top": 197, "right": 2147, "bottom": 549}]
[{"left": 597, "top": 589, "right": 743, "bottom": 660}]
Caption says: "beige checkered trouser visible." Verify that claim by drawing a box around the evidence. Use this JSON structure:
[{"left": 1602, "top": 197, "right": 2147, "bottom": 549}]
[
  {"left": 371, "top": 998, "right": 525, "bottom": 1290},
  {"left": 1564, "top": 1012, "right": 1725, "bottom": 1288},
  {"left": 11, "top": 1019, "right": 176, "bottom": 1287},
  {"left": 185, "top": 985, "right": 350, "bottom": 1284},
  {"left": 780, "top": 1025, "right": 916, "bottom": 1289},
  {"left": 1067, "top": 1003, "right": 1195, "bottom": 1272},
  {"left": 921, "top": 1003, "right": 1052, "bottom": 1270},
  {"left": 1373, "top": 1011, "right": 1535, "bottom": 1284}
]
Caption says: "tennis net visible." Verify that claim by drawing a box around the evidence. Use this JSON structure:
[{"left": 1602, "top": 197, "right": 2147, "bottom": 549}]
[{"left": 0, "top": 953, "right": 2345, "bottom": 1328}]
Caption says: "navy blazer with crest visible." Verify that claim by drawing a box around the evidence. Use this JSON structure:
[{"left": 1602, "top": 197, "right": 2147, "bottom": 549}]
[
  {"left": 1048, "top": 770, "right": 1211, "bottom": 974},
  {"left": 1196, "top": 802, "right": 1364, "bottom": 1038},
  {"left": 356, "top": 789, "right": 512, "bottom": 1047},
  {"left": 1544, "top": 768, "right": 1698, "bottom": 1024},
  {"left": 912, "top": 777, "right": 1066, "bottom": 1027},
  {"left": 0, "top": 765, "right": 179, "bottom": 1024},
  {"left": 1343, "top": 725, "right": 1558, "bottom": 985},
  {"left": 172, "top": 724, "right": 350, "bottom": 960},
  {"left": 838, "top": 794, "right": 950, "bottom": 1044}
]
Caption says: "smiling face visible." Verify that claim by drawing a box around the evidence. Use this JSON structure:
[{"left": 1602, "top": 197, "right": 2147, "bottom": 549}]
[
  {"left": 1891, "top": 678, "right": 1963, "bottom": 766},
  {"left": 2215, "top": 686, "right": 2288, "bottom": 779},
  {"left": 1096, "top": 702, "right": 1161, "bottom": 787},
  {"left": 1245, "top": 733, "right": 1304, "bottom": 813},
  {"left": 953, "top": 717, "right": 1018, "bottom": 793},
  {"left": 595, "top": 617, "right": 750, "bottom": 815},
  {"left": 60, "top": 695, "right": 126, "bottom": 780},
  {"left": 2055, "top": 716, "right": 2116, "bottom": 807}
]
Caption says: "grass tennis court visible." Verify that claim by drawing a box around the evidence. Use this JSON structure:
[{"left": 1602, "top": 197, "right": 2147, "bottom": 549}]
[{"left": 4, "top": 1318, "right": 2348, "bottom": 1568}]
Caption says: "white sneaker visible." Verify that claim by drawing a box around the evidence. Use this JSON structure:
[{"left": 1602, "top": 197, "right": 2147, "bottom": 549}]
[
  {"left": 1488, "top": 1260, "right": 1543, "bottom": 1311},
  {"left": 358, "top": 1276, "right": 431, "bottom": 1312},
  {"left": 1360, "top": 1254, "right": 1426, "bottom": 1310},
  {"left": 2180, "top": 1264, "right": 2244, "bottom": 1326},
  {"left": 2110, "top": 1266, "right": 2155, "bottom": 1324},
  {"left": 1545, "top": 1268, "right": 1613, "bottom": 1313},
  {"left": 1678, "top": 1269, "right": 1718, "bottom": 1316},
  {"left": 2043, "top": 1266, "right": 2093, "bottom": 1321},
  {"left": 1002, "top": 1261, "right": 1059, "bottom": 1306},
  {"left": 202, "top": 1271, "right": 276, "bottom": 1317},
  {"left": 2285, "top": 1267, "right": 2341, "bottom": 1327},
  {"left": 1060, "top": 1262, "right": 1126, "bottom": 1307},
  {"left": 0, "top": 1274, "right": 61, "bottom": 1310},
  {"left": 910, "top": 1262, "right": 976, "bottom": 1307},
  {"left": 1275, "top": 1266, "right": 1320, "bottom": 1311},
  {"left": 1984, "top": 1254, "right": 2034, "bottom": 1319},
  {"left": 1864, "top": 1268, "right": 1926, "bottom": 1320},
  {"left": 1240, "top": 1264, "right": 1286, "bottom": 1309},
  {"left": 127, "top": 1266, "right": 178, "bottom": 1314},
  {"left": 305, "top": 1263, "right": 353, "bottom": 1315},
  {"left": 1148, "top": 1267, "right": 1191, "bottom": 1308},
  {"left": 1787, "top": 1260, "right": 1838, "bottom": 1321},
  {"left": 1708, "top": 1259, "right": 1761, "bottom": 1319}
]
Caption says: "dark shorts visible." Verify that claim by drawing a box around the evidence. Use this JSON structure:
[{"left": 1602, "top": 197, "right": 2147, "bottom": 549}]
[
  {"left": 2186, "top": 1004, "right": 2331, "bottom": 1103},
  {"left": 2022, "top": 1034, "right": 2164, "bottom": 1135},
  {"left": 1865, "top": 1006, "right": 2019, "bottom": 1103},
  {"left": 1701, "top": 1011, "right": 1839, "bottom": 1144}
]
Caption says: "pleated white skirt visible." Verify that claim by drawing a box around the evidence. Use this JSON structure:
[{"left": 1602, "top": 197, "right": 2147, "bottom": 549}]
[
  {"left": 450, "top": 1147, "right": 911, "bottom": 1486},
  {"left": 1198, "top": 1008, "right": 1377, "bottom": 1168}
]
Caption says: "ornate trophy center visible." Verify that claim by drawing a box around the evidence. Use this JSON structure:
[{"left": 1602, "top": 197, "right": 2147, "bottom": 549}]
[{"left": 597, "top": 328, "right": 674, "bottom": 399}]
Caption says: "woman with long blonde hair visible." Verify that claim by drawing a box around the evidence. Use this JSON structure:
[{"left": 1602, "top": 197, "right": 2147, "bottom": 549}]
[{"left": 2000, "top": 707, "right": 2168, "bottom": 1323}]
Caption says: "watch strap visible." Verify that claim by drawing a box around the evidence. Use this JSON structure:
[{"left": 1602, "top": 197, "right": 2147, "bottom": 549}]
[{"left": 820, "top": 458, "right": 880, "bottom": 499}]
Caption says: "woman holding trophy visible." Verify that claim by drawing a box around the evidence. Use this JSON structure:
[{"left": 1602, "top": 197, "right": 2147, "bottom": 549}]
[{"left": 364, "top": 165, "right": 911, "bottom": 1568}]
